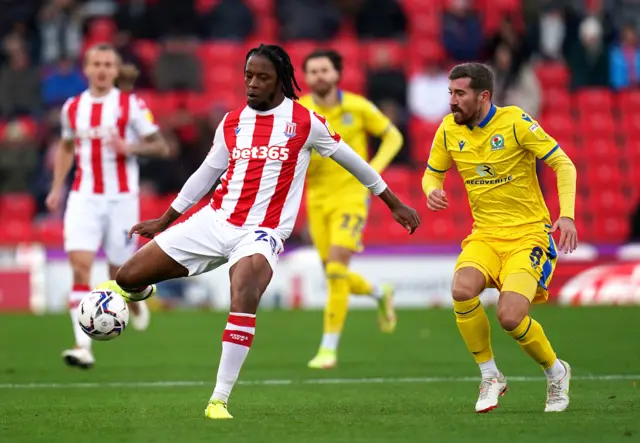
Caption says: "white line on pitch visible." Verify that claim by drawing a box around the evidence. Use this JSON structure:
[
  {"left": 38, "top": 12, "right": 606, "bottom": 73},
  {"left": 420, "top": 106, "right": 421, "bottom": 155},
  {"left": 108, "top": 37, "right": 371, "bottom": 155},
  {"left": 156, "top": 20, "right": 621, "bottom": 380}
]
[{"left": 0, "top": 374, "right": 638, "bottom": 390}]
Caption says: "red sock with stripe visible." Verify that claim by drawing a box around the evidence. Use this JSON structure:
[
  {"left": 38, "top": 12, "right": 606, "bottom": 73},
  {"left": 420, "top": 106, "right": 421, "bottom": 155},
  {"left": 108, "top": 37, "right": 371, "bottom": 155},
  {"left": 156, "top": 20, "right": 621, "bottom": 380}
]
[
  {"left": 69, "top": 284, "right": 92, "bottom": 350},
  {"left": 210, "top": 313, "right": 256, "bottom": 403}
]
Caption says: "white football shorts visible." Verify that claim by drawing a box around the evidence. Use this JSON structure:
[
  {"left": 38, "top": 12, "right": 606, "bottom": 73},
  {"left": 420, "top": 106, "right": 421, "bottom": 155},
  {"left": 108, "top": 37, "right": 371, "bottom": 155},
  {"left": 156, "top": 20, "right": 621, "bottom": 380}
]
[
  {"left": 154, "top": 205, "right": 284, "bottom": 276},
  {"left": 63, "top": 192, "right": 139, "bottom": 266}
]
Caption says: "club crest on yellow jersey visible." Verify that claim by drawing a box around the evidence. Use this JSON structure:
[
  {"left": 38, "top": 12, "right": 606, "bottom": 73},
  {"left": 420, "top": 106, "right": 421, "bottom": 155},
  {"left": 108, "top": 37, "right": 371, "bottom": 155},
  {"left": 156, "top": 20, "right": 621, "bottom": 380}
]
[{"left": 490, "top": 134, "right": 505, "bottom": 151}]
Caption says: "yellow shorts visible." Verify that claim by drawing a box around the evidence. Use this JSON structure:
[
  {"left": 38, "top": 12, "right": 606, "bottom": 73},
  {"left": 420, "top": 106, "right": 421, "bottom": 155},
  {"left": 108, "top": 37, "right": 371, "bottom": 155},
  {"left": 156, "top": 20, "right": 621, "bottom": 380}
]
[
  {"left": 307, "top": 198, "right": 369, "bottom": 261},
  {"left": 454, "top": 230, "right": 558, "bottom": 304}
]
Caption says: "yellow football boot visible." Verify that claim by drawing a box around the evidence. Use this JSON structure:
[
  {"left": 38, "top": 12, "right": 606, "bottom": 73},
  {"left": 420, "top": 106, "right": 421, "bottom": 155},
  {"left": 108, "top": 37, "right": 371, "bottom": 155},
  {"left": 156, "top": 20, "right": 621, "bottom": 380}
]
[
  {"left": 205, "top": 400, "right": 233, "bottom": 419},
  {"left": 377, "top": 284, "right": 397, "bottom": 333}
]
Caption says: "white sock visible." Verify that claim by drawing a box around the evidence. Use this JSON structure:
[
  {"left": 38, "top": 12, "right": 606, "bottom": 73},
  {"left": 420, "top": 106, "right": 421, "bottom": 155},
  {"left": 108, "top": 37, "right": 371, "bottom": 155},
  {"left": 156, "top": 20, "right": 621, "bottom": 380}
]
[
  {"left": 320, "top": 333, "right": 340, "bottom": 352},
  {"left": 69, "top": 284, "right": 92, "bottom": 350},
  {"left": 370, "top": 285, "right": 384, "bottom": 301},
  {"left": 479, "top": 358, "right": 500, "bottom": 379},
  {"left": 210, "top": 312, "right": 256, "bottom": 404},
  {"left": 544, "top": 358, "right": 566, "bottom": 381}
]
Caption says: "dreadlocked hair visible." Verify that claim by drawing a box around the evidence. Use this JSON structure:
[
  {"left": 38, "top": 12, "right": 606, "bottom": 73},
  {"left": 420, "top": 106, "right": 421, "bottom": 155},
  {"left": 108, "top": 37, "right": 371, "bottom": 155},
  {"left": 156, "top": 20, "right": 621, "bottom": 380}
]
[{"left": 245, "top": 44, "right": 301, "bottom": 100}]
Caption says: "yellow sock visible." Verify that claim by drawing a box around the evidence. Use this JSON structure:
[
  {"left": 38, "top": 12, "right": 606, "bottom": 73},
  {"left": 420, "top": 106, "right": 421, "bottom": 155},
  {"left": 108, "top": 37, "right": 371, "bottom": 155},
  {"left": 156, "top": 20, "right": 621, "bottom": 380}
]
[
  {"left": 346, "top": 271, "right": 374, "bottom": 296},
  {"left": 323, "top": 262, "right": 350, "bottom": 334},
  {"left": 453, "top": 297, "right": 493, "bottom": 364},
  {"left": 507, "top": 316, "right": 557, "bottom": 369}
]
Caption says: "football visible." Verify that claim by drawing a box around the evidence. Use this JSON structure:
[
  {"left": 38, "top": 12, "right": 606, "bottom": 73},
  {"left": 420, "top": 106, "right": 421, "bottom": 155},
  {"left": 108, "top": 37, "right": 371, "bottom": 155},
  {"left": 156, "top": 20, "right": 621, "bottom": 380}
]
[{"left": 77, "top": 290, "right": 129, "bottom": 341}]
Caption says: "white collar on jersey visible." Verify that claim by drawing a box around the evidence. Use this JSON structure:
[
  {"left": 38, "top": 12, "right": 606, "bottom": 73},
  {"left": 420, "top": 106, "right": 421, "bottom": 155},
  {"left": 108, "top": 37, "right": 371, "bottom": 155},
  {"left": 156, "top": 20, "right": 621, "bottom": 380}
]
[
  {"left": 84, "top": 87, "right": 118, "bottom": 103},
  {"left": 248, "top": 97, "right": 291, "bottom": 116}
]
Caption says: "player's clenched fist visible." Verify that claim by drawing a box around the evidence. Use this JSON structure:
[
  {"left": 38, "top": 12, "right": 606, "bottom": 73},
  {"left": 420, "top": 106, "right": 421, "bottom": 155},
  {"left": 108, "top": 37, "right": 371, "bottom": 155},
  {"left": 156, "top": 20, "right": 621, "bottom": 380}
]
[{"left": 427, "top": 189, "right": 449, "bottom": 211}]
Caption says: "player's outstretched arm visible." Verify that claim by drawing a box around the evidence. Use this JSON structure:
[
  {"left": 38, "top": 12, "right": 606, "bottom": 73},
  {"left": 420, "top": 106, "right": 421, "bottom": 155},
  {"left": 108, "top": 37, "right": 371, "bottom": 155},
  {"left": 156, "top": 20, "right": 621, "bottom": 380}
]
[
  {"left": 130, "top": 123, "right": 230, "bottom": 239},
  {"left": 329, "top": 145, "right": 420, "bottom": 233},
  {"left": 129, "top": 160, "right": 227, "bottom": 239}
]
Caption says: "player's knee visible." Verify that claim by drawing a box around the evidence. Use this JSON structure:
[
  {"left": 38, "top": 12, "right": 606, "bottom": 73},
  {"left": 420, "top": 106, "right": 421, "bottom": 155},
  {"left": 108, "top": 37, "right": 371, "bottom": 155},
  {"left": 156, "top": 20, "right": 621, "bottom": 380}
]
[
  {"left": 497, "top": 304, "right": 527, "bottom": 332},
  {"left": 451, "top": 285, "right": 478, "bottom": 302},
  {"left": 70, "top": 262, "right": 92, "bottom": 285},
  {"left": 115, "top": 263, "right": 139, "bottom": 290}
]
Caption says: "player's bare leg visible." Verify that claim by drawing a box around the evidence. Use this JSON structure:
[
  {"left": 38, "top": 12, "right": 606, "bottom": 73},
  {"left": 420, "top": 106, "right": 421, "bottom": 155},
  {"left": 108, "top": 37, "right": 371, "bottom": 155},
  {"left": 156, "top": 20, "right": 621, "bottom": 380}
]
[
  {"left": 498, "top": 286, "right": 571, "bottom": 412},
  {"left": 109, "top": 263, "right": 149, "bottom": 331},
  {"left": 62, "top": 250, "right": 96, "bottom": 369},
  {"left": 99, "top": 240, "right": 189, "bottom": 301},
  {"left": 206, "top": 254, "right": 274, "bottom": 419},
  {"left": 452, "top": 266, "right": 506, "bottom": 412}
]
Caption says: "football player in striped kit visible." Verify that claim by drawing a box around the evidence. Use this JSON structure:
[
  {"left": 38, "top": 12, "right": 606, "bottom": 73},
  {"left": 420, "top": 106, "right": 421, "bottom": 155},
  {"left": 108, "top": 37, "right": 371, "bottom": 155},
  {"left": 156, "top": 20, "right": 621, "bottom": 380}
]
[{"left": 46, "top": 44, "right": 169, "bottom": 369}]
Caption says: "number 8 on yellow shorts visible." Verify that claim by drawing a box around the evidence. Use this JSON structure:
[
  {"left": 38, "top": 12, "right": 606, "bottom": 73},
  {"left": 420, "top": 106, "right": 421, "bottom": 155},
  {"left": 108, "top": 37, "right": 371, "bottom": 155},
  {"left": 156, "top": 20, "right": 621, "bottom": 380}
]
[
  {"left": 307, "top": 199, "right": 368, "bottom": 262},
  {"left": 454, "top": 230, "right": 558, "bottom": 304}
]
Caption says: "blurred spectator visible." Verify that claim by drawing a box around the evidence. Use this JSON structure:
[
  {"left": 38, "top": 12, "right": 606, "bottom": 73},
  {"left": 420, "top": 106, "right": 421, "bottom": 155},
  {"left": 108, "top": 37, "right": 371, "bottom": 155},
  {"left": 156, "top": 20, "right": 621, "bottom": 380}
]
[
  {"left": 492, "top": 44, "right": 541, "bottom": 117},
  {"left": 609, "top": 22, "right": 640, "bottom": 90},
  {"left": 485, "top": 17, "right": 532, "bottom": 68},
  {"left": 566, "top": 17, "right": 609, "bottom": 90},
  {"left": 277, "top": 0, "right": 341, "bottom": 41},
  {"left": 153, "top": 0, "right": 198, "bottom": 37},
  {"left": 115, "top": 0, "right": 157, "bottom": 39},
  {"left": 39, "top": 0, "right": 83, "bottom": 64},
  {"left": 113, "top": 30, "right": 152, "bottom": 89},
  {"left": 631, "top": 201, "right": 640, "bottom": 242},
  {"left": 154, "top": 35, "right": 202, "bottom": 92},
  {"left": 366, "top": 46, "right": 406, "bottom": 107},
  {"left": 0, "top": 120, "right": 39, "bottom": 192},
  {"left": 442, "top": 0, "right": 484, "bottom": 62},
  {"left": 0, "top": 43, "right": 42, "bottom": 118},
  {"left": 407, "top": 63, "right": 450, "bottom": 123},
  {"left": 203, "top": 0, "right": 255, "bottom": 41},
  {"left": 526, "top": 1, "right": 566, "bottom": 60},
  {"left": 354, "top": 0, "right": 406, "bottom": 40},
  {"left": 41, "top": 58, "right": 87, "bottom": 107}
]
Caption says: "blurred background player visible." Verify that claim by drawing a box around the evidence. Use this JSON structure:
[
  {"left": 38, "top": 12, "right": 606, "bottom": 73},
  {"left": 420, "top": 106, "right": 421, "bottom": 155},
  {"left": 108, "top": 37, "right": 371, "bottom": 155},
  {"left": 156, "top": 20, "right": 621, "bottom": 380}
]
[
  {"left": 96, "top": 44, "right": 419, "bottom": 419},
  {"left": 423, "top": 63, "right": 577, "bottom": 413},
  {"left": 299, "top": 49, "right": 404, "bottom": 369},
  {"left": 46, "top": 44, "right": 169, "bottom": 369}
]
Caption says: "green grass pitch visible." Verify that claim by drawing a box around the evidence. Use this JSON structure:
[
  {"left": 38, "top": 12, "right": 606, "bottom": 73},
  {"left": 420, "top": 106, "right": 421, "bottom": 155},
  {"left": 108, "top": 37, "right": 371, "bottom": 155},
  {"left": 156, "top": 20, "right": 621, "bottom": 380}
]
[{"left": 1, "top": 306, "right": 639, "bottom": 443}]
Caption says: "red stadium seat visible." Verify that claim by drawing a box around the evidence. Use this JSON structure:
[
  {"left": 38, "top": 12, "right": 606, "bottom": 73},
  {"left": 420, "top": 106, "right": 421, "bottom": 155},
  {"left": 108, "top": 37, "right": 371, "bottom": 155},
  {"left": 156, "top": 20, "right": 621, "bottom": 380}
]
[
  {"left": 619, "top": 113, "right": 640, "bottom": 136},
  {"left": 33, "top": 219, "right": 63, "bottom": 247},
  {"left": 582, "top": 137, "right": 622, "bottom": 160},
  {"left": 543, "top": 88, "right": 573, "bottom": 114},
  {"left": 408, "top": 11, "right": 440, "bottom": 40},
  {"left": 198, "top": 42, "right": 244, "bottom": 69},
  {"left": 578, "top": 112, "right": 616, "bottom": 137},
  {"left": 326, "top": 39, "right": 361, "bottom": 68},
  {"left": 407, "top": 41, "right": 445, "bottom": 74},
  {"left": 591, "top": 215, "right": 630, "bottom": 244},
  {"left": 340, "top": 66, "right": 365, "bottom": 94},
  {"left": 575, "top": 88, "right": 614, "bottom": 111},
  {"left": 592, "top": 190, "right": 628, "bottom": 216},
  {"left": 244, "top": 0, "right": 273, "bottom": 14},
  {"left": 535, "top": 63, "right": 569, "bottom": 89},
  {"left": 134, "top": 40, "right": 159, "bottom": 68},
  {"left": 409, "top": 118, "right": 440, "bottom": 162},
  {"left": 538, "top": 113, "right": 575, "bottom": 138},
  {"left": 616, "top": 90, "right": 640, "bottom": 110},
  {"left": 401, "top": 0, "right": 442, "bottom": 13},
  {"left": 0, "top": 193, "right": 35, "bottom": 221},
  {"left": 88, "top": 17, "right": 116, "bottom": 41},
  {"left": 0, "top": 220, "right": 33, "bottom": 245},
  {"left": 363, "top": 40, "right": 406, "bottom": 70},
  {"left": 287, "top": 41, "right": 323, "bottom": 72}
]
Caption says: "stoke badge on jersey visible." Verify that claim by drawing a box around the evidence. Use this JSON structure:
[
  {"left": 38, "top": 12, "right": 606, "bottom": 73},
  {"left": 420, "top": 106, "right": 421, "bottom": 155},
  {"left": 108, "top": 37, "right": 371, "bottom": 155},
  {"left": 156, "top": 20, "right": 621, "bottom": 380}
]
[{"left": 284, "top": 121, "right": 297, "bottom": 138}]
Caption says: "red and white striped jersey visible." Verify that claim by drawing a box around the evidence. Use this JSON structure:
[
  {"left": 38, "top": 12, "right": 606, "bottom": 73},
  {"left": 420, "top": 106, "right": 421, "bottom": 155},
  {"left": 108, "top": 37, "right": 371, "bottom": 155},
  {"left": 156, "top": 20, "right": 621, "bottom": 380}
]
[
  {"left": 61, "top": 88, "right": 159, "bottom": 195},
  {"left": 206, "top": 98, "right": 344, "bottom": 239}
]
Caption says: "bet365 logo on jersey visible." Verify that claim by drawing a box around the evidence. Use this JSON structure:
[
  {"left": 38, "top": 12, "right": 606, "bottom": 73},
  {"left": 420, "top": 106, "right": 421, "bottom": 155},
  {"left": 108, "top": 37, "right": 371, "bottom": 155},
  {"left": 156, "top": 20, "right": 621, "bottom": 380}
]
[{"left": 231, "top": 146, "right": 290, "bottom": 161}]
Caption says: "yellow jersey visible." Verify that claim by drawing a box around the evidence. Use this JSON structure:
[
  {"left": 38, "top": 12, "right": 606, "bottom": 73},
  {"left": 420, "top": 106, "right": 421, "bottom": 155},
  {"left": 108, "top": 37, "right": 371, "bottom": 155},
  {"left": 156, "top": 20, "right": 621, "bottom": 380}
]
[
  {"left": 298, "top": 90, "right": 392, "bottom": 202},
  {"left": 426, "top": 104, "right": 560, "bottom": 237}
]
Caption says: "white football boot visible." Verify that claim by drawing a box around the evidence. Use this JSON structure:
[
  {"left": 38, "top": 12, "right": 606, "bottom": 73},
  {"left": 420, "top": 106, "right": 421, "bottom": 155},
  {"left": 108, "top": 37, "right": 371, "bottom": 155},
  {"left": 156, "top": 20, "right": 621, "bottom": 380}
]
[
  {"left": 475, "top": 373, "right": 508, "bottom": 413},
  {"left": 61, "top": 347, "right": 95, "bottom": 369},
  {"left": 130, "top": 300, "right": 151, "bottom": 331},
  {"left": 545, "top": 360, "right": 571, "bottom": 412}
]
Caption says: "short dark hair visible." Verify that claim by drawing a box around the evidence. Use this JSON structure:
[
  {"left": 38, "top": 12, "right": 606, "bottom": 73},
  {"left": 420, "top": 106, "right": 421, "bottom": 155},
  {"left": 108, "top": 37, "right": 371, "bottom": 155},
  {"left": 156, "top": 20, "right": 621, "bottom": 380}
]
[
  {"left": 245, "top": 44, "right": 302, "bottom": 100},
  {"left": 302, "top": 49, "right": 343, "bottom": 74},
  {"left": 449, "top": 63, "right": 494, "bottom": 98}
]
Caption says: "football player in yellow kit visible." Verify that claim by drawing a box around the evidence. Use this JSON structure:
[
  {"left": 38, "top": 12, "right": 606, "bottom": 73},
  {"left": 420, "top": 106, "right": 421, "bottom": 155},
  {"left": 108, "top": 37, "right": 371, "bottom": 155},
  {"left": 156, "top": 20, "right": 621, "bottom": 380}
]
[
  {"left": 299, "top": 50, "right": 404, "bottom": 369},
  {"left": 423, "top": 63, "right": 578, "bottom": 413}
]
